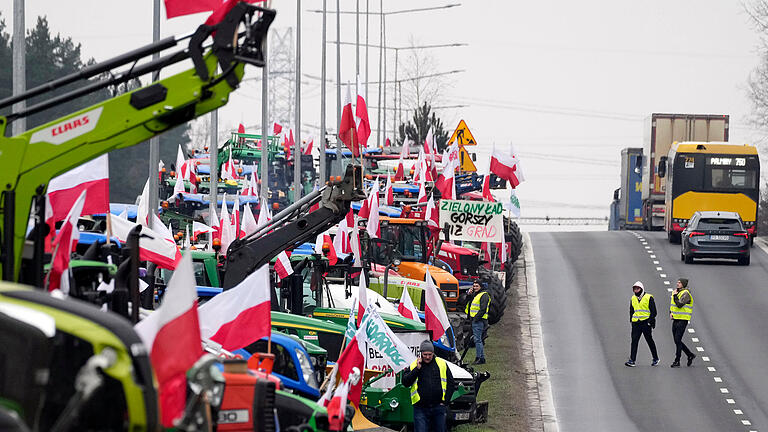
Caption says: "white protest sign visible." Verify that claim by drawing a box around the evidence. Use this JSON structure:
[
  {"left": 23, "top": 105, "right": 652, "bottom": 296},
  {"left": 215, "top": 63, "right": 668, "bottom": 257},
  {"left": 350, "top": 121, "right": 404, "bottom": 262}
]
[
  {"left": 365, "top": 331, "right": 426, "bottom": 389},
  {"left": 439, "top": 199, "right": 504, "bottom": 242}
]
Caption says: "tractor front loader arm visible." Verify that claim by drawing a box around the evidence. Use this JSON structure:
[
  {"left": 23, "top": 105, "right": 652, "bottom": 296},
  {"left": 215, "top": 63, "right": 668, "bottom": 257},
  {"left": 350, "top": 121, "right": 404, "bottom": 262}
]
[{"left": 0, "top": 3, "right": 275, "bottom": 282}]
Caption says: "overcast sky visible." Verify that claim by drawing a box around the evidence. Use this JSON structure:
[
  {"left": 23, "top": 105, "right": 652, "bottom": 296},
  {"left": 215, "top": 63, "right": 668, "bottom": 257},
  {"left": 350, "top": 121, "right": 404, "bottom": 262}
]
[{"left": 1, "top": 0, "right": 765, "bottom": 218}]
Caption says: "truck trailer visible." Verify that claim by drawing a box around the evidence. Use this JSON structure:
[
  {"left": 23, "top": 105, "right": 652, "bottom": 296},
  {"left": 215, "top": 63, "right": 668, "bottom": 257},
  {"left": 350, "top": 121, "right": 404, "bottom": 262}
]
[
  {"left": 618, "top": 147, "right": 644, "bottom": 229},
  {"left": 641, "top": 113, "right": 729, "bottom": 230}
]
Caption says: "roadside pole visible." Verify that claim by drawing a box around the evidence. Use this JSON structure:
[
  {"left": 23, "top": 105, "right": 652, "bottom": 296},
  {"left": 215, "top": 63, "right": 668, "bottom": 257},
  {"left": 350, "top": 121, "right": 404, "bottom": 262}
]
[
  {"left": 294, "top": 0, "right": 302, "bottom": 202},
  {"left": 209, "top": 111, "right": 218, "bottom": 250},
  {"left": 12, "top": 0, "right": 25, "bottom": 136},
  {"left": 148, "top": 0, "right": 160, "bottom": 230},
  {"left": 336, "top": 0, "right": 343, "bottom": 175},
  {"left": 319, "top": 0, "right": 327, "bottom": 183},
  {"left": 261, "top": 30, "right": 270, "bottom": 207}
]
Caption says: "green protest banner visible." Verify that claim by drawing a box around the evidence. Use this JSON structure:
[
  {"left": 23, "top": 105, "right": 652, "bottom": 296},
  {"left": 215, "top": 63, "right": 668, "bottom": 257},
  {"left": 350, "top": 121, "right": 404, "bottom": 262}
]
[{"left": 438, "top": 199, "right": 504, "bottom": 242}]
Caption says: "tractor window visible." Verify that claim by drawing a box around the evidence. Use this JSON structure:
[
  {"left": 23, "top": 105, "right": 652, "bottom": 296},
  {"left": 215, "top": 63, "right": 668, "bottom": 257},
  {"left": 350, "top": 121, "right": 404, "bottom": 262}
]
[
  {"left": 192, "top": 261, "right": 210, "bottom": 286},
  {"left": 398, "top": 225, "right": 424, "bottom": 261}
]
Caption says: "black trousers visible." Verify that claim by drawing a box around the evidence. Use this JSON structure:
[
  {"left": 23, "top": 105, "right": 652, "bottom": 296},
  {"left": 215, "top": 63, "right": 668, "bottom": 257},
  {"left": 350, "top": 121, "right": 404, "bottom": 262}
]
[
  {"left": 630, "top": 320, "right": 658, "bottom": 361},
  {"left": 672, "top": 319, "right": 694, "bottom": 361}
]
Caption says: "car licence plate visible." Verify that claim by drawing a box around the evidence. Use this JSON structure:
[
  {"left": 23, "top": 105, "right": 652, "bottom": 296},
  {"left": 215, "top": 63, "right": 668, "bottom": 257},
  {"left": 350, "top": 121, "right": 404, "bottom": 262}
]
[
  {"left": 710, "top": 235, "right": 729, "bottom": 241},
  {"left": 454, "top": 412, "right": 470, "bottom": 421}
]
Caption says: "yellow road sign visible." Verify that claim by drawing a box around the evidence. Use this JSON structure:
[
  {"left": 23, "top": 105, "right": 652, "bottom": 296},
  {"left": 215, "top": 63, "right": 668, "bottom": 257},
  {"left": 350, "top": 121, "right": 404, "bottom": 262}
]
[
  {"left": 458, "top": 146, "right": 477, "bottom": 172},
  {"left": 449, "top": 119, "right": 477, "bottom": 146}
]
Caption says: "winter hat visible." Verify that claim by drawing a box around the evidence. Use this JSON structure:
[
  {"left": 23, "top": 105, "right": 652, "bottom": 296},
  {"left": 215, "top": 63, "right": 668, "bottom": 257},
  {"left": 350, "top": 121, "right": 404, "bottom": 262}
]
[
  {"left": 632, "top": 281, "right": 644, "bottom": 290},
  {"left": 678, "top": 278, "right": 688, "bottom": 288},
  {"left": 420, "top": 340, "right": 435, "bottom": 353}
]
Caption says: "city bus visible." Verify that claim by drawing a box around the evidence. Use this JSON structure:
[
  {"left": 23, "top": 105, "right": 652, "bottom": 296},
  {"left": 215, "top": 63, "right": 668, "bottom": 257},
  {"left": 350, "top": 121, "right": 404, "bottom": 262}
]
[{"left": 662, "top": 142, "right": 760, "bottom": 243}]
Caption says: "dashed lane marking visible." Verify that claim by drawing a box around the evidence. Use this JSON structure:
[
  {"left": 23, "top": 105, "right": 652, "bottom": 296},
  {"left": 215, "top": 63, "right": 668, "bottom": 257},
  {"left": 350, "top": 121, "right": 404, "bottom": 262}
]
[
  {"left": 664, "top": 281, "right": 670, "bottom": 285},
  {"left": 653, "top": 260, "right": 660, "bottom": 264},
  {"left": 667, "top": 288, "right": 673, "bottom": 292},
  {"left": 714, "top": 377, "right": 723, "bottom": 383},
  {"left": 703, "top": 356, "right": 710, "bottom": 362},
  {"left": 734, "top": 409, "right": 743, "bottom": 415},
  {"left": 645, "top": 246, "right": 650, "bottom": 249},
  {"left": 660, "top": 273, "right": 667, "bottom": 278},
  {"left": 650, "top": 255, "right": 656, "bottom": 258},
  {"left": 742, "top": 420, "right": 752, "bottom": 426},
  {"left": 720, "top": 388, "right": 730, "bottom": 394},
  {"left": 727, "top": 399, "right": 736, "bottom": 404},
  {"left": 696, "top": 347, "right": 705, "bottom": 352},
  {"left": 688, "top": 328, "right": 695, "bottom": 333},
  {"left": 656, "top": 267, "right": 663, "bottom": 271},
  {"left": 692, "top": 338, "right": 699, "bottom": 342},
  {"left": 647, "top": 250, "right": 653, "bottom": 254},
  {"left": 708, "top": 367, "right": 716, "bottom": 372}
]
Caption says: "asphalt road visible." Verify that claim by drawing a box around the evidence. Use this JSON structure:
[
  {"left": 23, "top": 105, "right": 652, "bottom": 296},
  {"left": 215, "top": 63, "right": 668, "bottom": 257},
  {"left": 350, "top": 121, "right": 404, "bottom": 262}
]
[{"left": 532, "top": 230, "right": 768, "bottom": 431}]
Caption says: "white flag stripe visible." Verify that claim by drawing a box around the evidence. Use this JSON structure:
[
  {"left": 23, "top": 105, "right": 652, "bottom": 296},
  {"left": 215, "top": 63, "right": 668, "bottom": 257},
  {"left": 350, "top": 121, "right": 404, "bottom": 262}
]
[{"left": 48, "top": 154, "right": 109, "bottom": 192}]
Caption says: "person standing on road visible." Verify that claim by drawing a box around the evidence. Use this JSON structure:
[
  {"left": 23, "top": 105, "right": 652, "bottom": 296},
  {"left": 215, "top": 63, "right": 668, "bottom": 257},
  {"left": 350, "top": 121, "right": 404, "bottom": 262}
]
[
  {"left": 670, "top": 278, "right": 696, "bottom": 367},
  {"left": 625, "top": 281, "right": 659, "bottom": 367},
  {"left": 402, "top": 341, "right": 455, "bottom": 432},
  {"left": 465, "top": 281, "right": 491, "bottom": 365}
]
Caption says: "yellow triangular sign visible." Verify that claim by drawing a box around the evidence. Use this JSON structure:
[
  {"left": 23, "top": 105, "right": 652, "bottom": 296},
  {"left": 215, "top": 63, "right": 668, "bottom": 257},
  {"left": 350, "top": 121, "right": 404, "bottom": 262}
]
[
  {"left": 458, "top": 146, "right": 477, "bottom": 172},
  {"left": 448, "top": 120, "right": 477, "bottom": 146}
]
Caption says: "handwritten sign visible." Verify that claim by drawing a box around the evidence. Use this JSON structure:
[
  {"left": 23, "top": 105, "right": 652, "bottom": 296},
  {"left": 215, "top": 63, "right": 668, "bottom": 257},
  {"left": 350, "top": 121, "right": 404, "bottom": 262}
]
[{"left": 439, "top": 199, "right": 504, "bottom": 243}]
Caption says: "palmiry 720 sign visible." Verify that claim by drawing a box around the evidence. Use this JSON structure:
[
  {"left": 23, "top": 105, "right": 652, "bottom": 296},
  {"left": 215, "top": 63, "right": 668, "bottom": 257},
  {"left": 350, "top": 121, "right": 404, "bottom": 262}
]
[{"left": 439, "top": 199, "right": 504, "bottom": 243}]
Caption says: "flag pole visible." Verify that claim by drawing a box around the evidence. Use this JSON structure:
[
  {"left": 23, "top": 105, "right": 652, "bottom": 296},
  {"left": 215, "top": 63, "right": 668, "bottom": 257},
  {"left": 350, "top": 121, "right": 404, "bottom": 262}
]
[{"left": 105, "top": 213, "right": 113, "bottom": 246}]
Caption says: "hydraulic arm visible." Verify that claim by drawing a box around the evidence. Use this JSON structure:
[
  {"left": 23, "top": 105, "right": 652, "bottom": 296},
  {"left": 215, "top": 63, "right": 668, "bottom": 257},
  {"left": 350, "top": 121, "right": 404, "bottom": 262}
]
[
  {"left": 222, "top": 164, "right": 365, "bottom": 289},
  {"left": 0, "top": 3, "right": 275, "bottom": 282}
]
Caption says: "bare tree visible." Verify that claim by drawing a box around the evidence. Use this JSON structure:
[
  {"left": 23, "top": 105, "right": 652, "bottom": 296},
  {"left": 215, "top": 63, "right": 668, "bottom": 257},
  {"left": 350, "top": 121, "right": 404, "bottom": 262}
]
[
  {"left": 400, "top": 37, "right": 448, "bottom": 115},
  {"left": 746, "top": 1, "right": 768, "bottom": 130}
]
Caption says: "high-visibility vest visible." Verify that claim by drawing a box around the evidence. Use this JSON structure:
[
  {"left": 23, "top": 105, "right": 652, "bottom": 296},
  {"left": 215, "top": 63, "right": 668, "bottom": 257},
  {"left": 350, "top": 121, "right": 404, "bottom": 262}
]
[
  {"left": 631, "top": 293, "right": 653, "bottom": 322},
  {"left": 409, "top": 357, "right": 448, "bottom": 405},
  {"left": 464, "top": 291, "right": 490, "bottom": 319},
  {"left": 670, "top": 289, "right": 693, "bottom": 321}
]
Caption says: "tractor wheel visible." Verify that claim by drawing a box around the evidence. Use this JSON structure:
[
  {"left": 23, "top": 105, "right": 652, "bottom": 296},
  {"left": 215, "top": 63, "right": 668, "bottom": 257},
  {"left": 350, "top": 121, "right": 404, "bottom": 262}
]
[
  {"left": 504, "top": 260, "right": 517, "bottom": 292},
  {"left": 505, "top": 219, "right": 524, "bottom": 263},
  {"left": 479, "top": 267, "right": 508, "bottom": 325}
]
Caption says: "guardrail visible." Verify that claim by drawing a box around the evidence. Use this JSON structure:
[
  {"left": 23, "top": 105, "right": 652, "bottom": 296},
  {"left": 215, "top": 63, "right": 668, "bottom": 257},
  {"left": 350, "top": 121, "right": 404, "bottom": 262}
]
[{"left": 516, "top": 217, "right": 609, "bottom": 226}]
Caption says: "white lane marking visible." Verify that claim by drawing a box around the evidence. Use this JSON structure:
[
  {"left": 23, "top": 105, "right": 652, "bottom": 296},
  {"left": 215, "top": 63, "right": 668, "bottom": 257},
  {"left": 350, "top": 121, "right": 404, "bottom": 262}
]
[
  {"left": 653, "top": 260, "right": 659, "bottom": 264},
  {"left": 721, "top": 388, "right": 730, "bottom": 394},
  {"left": 742, "top": 420, "right": 751, "bottom": 426},
  {"left": 664, "top": 281, "right": 670, "bottom": 285},
  {"left": 707, "top": 367, "right": 716, "bottom": 372},
  {"left": 667, "top": 288, "right": 673, "bottom": 292},
  {"left": 521, "top": 232, "right": 558, "bottom": 430},
  {"left": 656, "top": 267, "right": 663, "bottom": 271},
  {"left": 703, "top": 356, "right": 710, "bottom": 362},
  {"left": 696, "top": 347, "right": 705, "bottom": 352},
  {"left": 688, "top": 329, "right": 695, "bottom": 333},
  {"left": 647, "top": 250, "right": 653, "bottom": 254},
  {"left": 734, "top": 409, "right": 743, "bottom": 415},
  {"left": 714, "top": 377, "right": 723, "bottom": 382},
  {"left": 660, "top": 273, "right": 667, "bottom": 278},
  {"left": 726, "top": 398, "right": 735, "bottom": 404},
  {"left": 692, "top": 337, "right": 699, "bottom": 342},
  {"left": 645, "top": 246, "right": 650, "bottom": 249},
  {"left": 650, "top": 255, "right": 656, "bottom": 258}
]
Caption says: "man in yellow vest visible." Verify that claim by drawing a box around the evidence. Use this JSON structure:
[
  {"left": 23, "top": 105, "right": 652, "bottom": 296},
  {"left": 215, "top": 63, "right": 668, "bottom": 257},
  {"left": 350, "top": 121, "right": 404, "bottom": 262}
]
[
  {"left": 670, "top": 278, "right": 695, "bottom": 367},
  {"left": 465, "top": 281, "right": 491, "bottom": 365},
  {"left": 402, "top": 341, "right": 455, "bottom": 432},
  {"left": 625, "top": 281, "right": 659, "bottom": 367}
]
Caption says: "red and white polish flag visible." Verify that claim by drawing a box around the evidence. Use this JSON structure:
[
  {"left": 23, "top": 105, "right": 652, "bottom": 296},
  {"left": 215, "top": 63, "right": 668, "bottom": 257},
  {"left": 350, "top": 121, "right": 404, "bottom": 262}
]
[
  {"left": 490, "top": 149, "right": 525, "bottom": 188},
  {"left": 339, "top": 82, "right": 359, "bottom": 156},
  {"left": 111, "top": 215, "right": 182, "bottom": 270},
  {"left": 355, "top": 77, "right": 371, "bottom": 149},
  {"left": 482, "top": 173, "right": 495, "bottom": 202},
  {"left": 275, "top": 250, "right": 294, "bottom": 280},
  {"left": 366, "top": 180, "right": 380, "bottom": 239},
  {"left": 241, "top": 203, "right": 259, "bottom": 237},
  {"left": 425, "top": 194, "right": 440, "bottom": 231},
  {"left": 315, "top": 233, "right": 338, "bottom": 265},
  {"left": 384, "top": 172, "right": 394, "bottom": 206},
  {"left": 192, "top": 221, "right": 214, "bottom": 241},
  {"left": 47, "top": 154, "right": 109, "bottom": 223},
  {"left": 424, "top": 267, "right": 451, "bottom": 340},
  {"left": 47, "top": 190, "right": 87, "bottom": 292},
  {"left": 356, "top": 272, "right": 368, "bottom": 327},
  {"left": 134, "top": 253, "right": 203, "bottom": 427},
  {"left": 416, "top": 179, "right": 428, "bottom": 205},
  {"left": 398, "top": 287, "right": 421, "bottom": 323},
  {"left": 198, "top": 263, "right": 272, "bottom": 351}
]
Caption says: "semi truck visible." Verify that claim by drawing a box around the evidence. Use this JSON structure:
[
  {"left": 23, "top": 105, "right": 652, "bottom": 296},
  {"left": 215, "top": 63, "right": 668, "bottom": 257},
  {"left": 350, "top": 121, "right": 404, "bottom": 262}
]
[
  {"left": 618, "top": 148, "right": 644, "bottom": 229},
  {"left": 641, "top": 113, "right": 729, "bottom": 230}
]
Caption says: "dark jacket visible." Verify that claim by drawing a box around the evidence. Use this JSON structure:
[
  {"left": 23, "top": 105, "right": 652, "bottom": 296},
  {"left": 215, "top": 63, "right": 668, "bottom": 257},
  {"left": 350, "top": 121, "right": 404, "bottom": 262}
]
[
  {"left": 629, "top": 292, "right": 657, "bottom": 327},
  {"left": 401, "top": 358, "right": 455, "bottom": 407},
  {"left": 467, "top": 289, "right": 490, "bottom": 322}
]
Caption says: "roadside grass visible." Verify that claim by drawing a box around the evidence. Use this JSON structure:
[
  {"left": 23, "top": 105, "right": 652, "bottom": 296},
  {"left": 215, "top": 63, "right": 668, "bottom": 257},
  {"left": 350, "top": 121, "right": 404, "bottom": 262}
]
[{"left": 453, "top": 286, "right": 528, "bottom": 431}]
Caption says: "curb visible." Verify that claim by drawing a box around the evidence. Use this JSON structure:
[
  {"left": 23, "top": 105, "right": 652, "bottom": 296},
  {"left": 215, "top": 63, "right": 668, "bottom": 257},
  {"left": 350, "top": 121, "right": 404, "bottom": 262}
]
[{"left": 517, "top": 232, "right": 558, "bottom": 432}]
